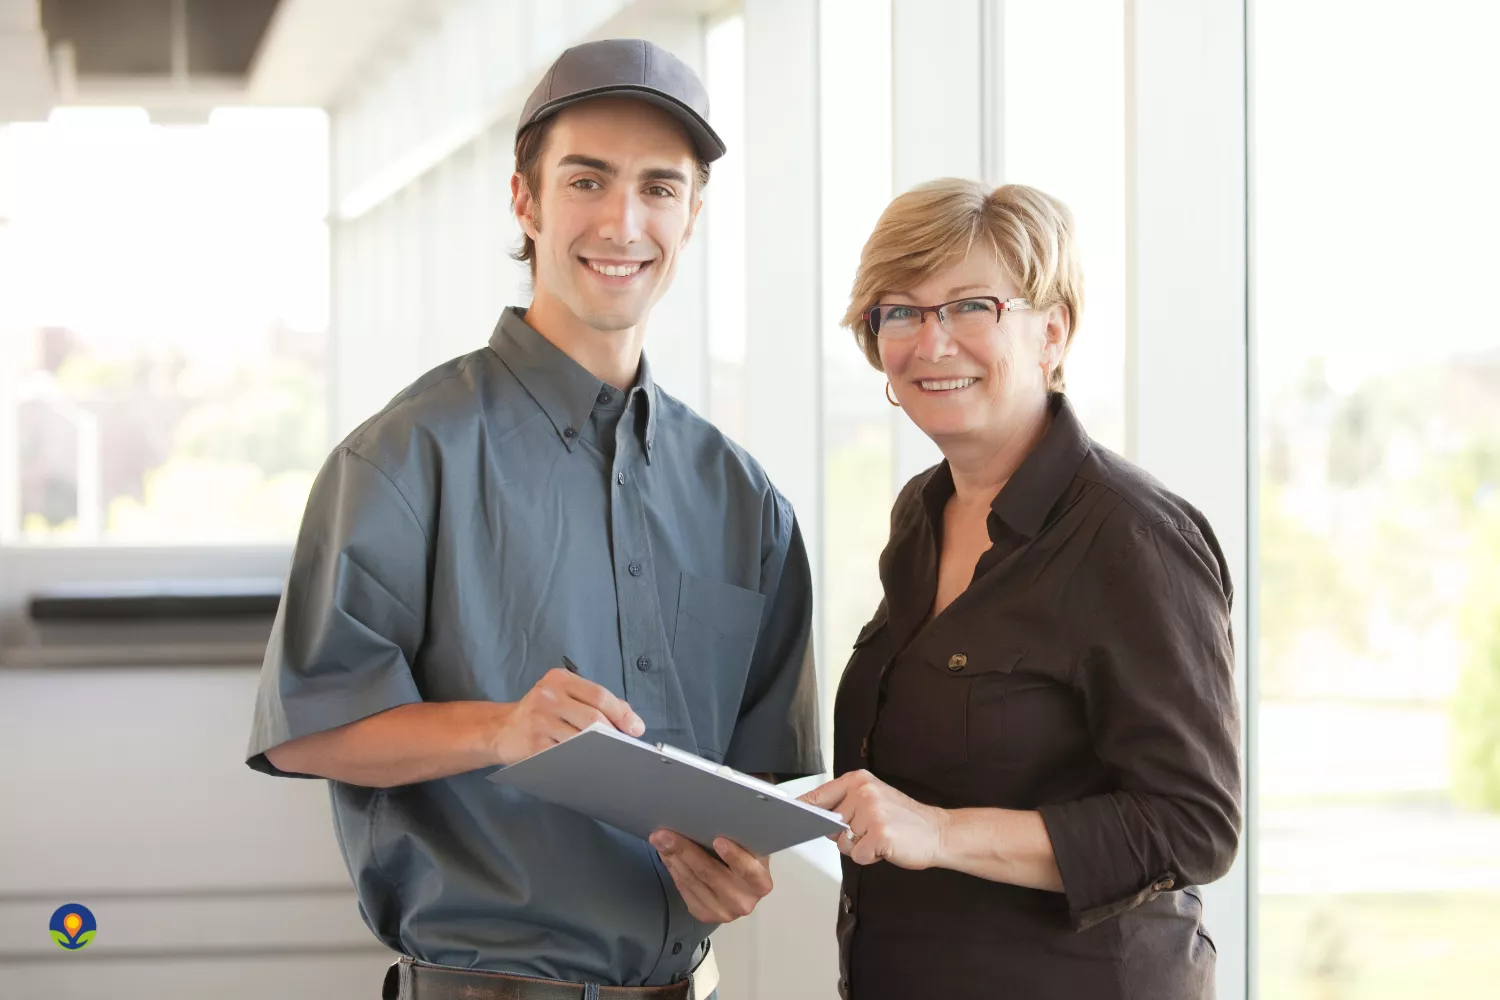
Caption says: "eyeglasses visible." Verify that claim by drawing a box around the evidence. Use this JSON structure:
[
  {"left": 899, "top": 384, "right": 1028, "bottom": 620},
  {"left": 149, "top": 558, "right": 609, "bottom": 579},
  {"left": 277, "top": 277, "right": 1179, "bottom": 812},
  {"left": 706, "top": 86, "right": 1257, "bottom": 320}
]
[{"left": 864, "top": 296, "right": 1032, "bottom": 339}]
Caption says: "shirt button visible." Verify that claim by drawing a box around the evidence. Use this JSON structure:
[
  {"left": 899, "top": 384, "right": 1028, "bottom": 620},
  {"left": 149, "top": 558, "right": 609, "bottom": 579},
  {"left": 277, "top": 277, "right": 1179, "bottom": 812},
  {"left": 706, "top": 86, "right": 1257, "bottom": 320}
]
[
  {"left": 563, "top": 426, "right": 577, "bottom": 439},
  {"left": 671, "top": 941, "right": 682, "bottom": 956},
  {"left": 628, "top": 562, "right": 643, "bottom": 576},
  {"left": 841, "top": 893, "right": 852, "bottom": 913},
  {"left": 636, "top": 656, "right": 651, "bottom": 672},
  {"left": 616, "top": 472, "right": 626, "bottom": 485},
  {"left": 1153, "top": 877, "right": 1176, "bottom": 892},
  {"left": 597, "top": 391, "right": 613, "bottom": 404},
  {"left": 947, "top": 653, "right": 968, "bottom": 671}
]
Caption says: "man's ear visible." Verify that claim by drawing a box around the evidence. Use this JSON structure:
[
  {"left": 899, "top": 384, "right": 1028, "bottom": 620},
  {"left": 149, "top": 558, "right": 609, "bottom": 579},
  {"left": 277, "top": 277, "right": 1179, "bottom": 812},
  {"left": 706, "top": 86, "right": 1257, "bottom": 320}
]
[
  {"left": 680, "top": 193, "right": 705, "bottom": 247},
  {"left": 512, "top": 173, "right": 540, "bottom": 240}
]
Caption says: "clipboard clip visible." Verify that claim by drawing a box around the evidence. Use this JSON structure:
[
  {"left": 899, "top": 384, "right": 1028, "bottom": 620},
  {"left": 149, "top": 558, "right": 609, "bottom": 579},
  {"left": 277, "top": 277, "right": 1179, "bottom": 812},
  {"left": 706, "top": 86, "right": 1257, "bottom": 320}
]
[{"left": 654, "top": 741, "right": 707, "bottom": 767}]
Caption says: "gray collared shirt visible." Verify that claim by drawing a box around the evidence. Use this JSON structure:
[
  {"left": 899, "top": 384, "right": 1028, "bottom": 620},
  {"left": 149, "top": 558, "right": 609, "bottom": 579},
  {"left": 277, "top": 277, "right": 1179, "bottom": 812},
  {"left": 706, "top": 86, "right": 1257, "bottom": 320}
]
[{"left": 246, "top": 307, "right": 823, "bottom": 985}]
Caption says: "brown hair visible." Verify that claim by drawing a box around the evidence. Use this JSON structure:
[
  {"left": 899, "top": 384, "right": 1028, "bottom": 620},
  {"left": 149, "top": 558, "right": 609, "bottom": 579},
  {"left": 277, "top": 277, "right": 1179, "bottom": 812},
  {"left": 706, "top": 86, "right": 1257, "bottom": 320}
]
[
  {"left": 510, "top": 116, "right": 713, "bottom": 276},
  {"left": 841, "top": 179, "right": 1084, "bottom": 391}
]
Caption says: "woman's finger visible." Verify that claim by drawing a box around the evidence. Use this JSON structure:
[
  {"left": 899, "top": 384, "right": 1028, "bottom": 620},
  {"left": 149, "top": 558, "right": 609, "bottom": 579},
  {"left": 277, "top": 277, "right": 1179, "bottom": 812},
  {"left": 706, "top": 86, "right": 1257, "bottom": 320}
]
[{"left": 799, "top": 775, "right": 851, "bottom": 812}]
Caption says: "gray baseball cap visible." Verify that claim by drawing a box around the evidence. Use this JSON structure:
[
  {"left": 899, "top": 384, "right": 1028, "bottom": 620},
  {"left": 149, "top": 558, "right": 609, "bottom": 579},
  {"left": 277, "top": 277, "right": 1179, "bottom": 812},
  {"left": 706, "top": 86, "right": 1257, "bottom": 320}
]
[{"left": 516, "top": 38, "right": 726, "bottom": 162}]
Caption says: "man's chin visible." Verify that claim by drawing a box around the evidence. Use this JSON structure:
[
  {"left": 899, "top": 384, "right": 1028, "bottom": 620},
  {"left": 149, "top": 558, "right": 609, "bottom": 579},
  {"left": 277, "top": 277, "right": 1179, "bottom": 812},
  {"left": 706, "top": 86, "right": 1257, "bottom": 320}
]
[{"left": 577, "top": 300, "right": 650, "bottom": 333}]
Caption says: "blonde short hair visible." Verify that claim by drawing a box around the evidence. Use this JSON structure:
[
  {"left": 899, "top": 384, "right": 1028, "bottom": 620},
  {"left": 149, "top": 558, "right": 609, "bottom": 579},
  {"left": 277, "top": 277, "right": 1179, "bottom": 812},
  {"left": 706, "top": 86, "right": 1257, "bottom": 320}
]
[{"left": 841, "top": 179, "right": 1084, "bottom": 391}]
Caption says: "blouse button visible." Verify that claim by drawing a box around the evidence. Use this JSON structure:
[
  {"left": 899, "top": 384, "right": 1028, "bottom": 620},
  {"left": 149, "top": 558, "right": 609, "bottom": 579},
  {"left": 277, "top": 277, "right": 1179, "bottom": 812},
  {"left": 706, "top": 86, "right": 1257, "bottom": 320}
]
[{"left": 947, "top": 653, "right": 968, "bottom": 671}]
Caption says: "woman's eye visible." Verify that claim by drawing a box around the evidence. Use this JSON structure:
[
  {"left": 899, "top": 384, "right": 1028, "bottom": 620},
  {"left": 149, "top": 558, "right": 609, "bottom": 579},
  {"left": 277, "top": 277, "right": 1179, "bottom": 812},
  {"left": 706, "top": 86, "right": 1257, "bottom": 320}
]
[{"left": 887, "top": 306, "right": 917, "bottom": 320}]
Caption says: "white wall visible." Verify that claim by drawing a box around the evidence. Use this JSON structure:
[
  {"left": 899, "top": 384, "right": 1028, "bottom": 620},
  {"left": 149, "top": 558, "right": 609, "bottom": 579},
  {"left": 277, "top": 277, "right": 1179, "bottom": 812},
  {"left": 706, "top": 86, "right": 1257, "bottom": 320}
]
[
  {"left": 1125, "top": 2, "right": 1250, "bottom": 996},
  {"left": 0, "top": 652, "right": 392, "bottom": 1000}
]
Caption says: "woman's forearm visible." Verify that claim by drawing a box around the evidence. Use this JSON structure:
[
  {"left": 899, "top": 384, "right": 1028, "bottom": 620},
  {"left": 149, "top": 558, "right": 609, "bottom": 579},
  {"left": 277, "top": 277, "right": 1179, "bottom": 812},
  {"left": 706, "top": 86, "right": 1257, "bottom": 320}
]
[{"left": 934, "top": 807, "right": 1065, "bottom": 892}]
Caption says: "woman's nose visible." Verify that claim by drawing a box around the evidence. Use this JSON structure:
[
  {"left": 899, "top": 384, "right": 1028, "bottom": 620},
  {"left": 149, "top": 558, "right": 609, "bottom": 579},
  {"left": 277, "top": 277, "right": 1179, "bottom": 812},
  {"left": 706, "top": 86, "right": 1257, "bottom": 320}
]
[{"left": 914, "top": 312, "right": 958, "bottom": 361}]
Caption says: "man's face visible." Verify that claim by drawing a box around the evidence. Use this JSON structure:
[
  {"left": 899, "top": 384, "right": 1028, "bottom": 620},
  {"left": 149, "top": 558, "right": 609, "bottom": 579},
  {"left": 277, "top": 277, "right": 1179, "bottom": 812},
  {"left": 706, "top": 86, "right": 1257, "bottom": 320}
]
[{"left": 513, "top": 98, "right": 702, "bottom": 333}]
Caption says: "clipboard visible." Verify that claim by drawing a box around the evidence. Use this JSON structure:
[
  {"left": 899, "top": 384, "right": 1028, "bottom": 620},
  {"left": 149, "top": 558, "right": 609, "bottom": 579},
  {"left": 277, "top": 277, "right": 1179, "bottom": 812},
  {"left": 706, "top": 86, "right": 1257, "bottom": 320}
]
[{"left": 486, "top": 722, "right": 847, "bottom": 856}]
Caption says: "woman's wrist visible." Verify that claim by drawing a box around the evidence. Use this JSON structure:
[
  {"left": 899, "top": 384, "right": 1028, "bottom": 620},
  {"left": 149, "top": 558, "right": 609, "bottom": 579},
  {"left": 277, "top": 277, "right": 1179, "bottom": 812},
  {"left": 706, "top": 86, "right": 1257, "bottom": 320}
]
[{"left": 927, "top": 804, "right": 957, "bottom": 869}]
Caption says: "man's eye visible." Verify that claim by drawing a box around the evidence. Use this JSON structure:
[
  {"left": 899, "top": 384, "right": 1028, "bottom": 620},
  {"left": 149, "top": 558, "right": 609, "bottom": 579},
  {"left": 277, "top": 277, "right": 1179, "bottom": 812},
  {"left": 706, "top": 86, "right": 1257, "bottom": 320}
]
[
  {"left": 572, "top": 178, "right": 601, "bottom": 191},
  {"left": 646, "top": 185, "right": 675, "bottom": 198}
]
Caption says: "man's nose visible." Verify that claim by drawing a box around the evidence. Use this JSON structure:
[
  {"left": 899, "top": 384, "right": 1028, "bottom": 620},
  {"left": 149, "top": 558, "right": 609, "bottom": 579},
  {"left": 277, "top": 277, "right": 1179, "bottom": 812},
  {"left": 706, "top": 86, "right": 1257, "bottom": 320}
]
[{"left": 597, "top": 187, "right": 644, "bottom": 245}]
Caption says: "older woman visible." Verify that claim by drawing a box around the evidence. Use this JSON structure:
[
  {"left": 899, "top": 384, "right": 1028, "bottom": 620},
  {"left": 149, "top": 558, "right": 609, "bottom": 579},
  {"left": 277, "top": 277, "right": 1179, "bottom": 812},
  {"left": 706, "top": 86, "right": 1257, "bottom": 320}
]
[{"left": 801, "top": 179, "right": 1242, "bottom": 1000}]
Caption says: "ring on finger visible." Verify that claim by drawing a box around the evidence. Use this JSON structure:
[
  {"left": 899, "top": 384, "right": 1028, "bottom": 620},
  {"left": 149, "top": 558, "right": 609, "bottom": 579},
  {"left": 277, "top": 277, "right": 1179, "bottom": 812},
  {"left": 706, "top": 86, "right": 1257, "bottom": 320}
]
[{"left": 844, "top": 828, "right": 861, "bottom": 845}]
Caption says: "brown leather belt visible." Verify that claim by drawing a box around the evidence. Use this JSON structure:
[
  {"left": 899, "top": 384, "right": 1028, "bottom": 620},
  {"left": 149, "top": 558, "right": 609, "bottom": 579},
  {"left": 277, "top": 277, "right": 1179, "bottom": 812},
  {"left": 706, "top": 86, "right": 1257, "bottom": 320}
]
[{"left": 383, "top": 957, "right": 700, "bottom": 1000}]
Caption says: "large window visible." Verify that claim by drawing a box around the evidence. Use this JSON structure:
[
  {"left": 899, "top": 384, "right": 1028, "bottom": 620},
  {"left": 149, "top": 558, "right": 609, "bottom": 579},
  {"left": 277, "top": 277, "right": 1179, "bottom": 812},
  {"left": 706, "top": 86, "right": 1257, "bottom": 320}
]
[
  {"left": 1254, "top": 3, "right": 1500, "bottom": 996},
  {"left": 0, "top": 108, "right": 328, "bottom": 544},
  {"left": 705, "top": 13, "right": 748, "bottom": 446},
  {"left": 819, "top": 0, "right": 895, "bottom": 696},
  {"left": 1003, "top": 0, "right": 1126, "bottom": 453}
]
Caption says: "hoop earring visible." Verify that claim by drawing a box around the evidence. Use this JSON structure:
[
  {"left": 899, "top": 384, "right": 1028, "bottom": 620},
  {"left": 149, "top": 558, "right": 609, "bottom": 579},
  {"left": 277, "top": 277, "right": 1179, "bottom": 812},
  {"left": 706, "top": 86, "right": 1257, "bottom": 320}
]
[{"left": 885, "top": 382, "right": 901, "bottom": 407}]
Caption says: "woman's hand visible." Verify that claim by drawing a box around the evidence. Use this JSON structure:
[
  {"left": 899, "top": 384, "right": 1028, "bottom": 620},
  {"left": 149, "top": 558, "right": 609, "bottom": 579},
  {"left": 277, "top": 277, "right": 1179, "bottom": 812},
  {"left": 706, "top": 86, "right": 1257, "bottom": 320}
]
[{"left": 800, "top": 770, "right": 949, "bottom": 869}]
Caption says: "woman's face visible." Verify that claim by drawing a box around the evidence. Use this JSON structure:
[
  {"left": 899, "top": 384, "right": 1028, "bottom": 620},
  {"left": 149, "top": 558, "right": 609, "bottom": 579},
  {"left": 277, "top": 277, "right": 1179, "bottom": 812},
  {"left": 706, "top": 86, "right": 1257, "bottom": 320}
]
[{"left": 876, "top": 251, "right": 1066, "bottom": 447}]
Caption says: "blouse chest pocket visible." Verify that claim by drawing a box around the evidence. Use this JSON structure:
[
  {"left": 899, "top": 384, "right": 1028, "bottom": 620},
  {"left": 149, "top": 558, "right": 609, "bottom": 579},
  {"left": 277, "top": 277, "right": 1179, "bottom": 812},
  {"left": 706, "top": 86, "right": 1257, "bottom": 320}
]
[{"left": 872, "top": 645, "right": 1024, "bottom": 783}]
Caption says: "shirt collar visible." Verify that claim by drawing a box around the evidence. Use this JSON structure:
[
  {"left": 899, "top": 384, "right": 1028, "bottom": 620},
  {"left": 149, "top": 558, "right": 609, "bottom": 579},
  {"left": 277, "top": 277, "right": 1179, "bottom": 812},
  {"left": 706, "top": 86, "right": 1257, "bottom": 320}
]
[
  {"left": 488, "top": 306, "right": 658, "bottom": 456},
  {"left": 919, "top": 392, "right": 1092, "bottom": 539}
]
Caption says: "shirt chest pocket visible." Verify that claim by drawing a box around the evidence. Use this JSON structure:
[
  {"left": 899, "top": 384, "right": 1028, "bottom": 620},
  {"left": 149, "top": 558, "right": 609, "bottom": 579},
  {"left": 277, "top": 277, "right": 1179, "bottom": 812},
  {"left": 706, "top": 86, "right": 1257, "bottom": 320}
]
[
  {"left": 874, "top": 646, "right": 1025, "bottom": 783},
  {"left": 671, "top": 573, "right": 766, "bottom": 759}
]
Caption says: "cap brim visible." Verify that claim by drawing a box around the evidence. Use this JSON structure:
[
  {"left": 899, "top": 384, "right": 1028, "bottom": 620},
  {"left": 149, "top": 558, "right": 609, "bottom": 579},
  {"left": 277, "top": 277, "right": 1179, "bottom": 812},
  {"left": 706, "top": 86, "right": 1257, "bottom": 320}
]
[{"left": 519, "top": 85, "right": 727, "bottom": 162}]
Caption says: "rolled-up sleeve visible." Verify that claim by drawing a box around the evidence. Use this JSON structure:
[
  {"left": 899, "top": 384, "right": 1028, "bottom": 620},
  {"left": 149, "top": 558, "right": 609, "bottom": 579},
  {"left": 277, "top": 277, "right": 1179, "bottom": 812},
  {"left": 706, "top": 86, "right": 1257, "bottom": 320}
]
[
  {"left": 245, "top": 447, "right": 430, "bottom": 777},
  {"left": 1038, "top": 517, "right": 1242, "bottom": 930},
  {"left": 724, "top": 488, "right": 824, "bottom": 779}
]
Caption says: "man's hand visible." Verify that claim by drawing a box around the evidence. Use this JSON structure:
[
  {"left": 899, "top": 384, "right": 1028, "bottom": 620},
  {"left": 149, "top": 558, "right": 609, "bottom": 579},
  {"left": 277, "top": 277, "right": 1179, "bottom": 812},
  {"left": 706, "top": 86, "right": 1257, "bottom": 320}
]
[
  {"left": 493, "top": 668, "right": 646, "bottom": 766},
  {"left": 649, "top": 831, "right": 773, "bottom": 924}
]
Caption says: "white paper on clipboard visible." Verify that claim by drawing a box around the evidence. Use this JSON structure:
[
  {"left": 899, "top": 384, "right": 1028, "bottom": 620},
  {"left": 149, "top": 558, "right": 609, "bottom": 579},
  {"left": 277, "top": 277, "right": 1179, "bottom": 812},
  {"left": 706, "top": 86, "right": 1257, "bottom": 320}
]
[{"left": 486, "top": 722, "right": 847, "bottom": 856}]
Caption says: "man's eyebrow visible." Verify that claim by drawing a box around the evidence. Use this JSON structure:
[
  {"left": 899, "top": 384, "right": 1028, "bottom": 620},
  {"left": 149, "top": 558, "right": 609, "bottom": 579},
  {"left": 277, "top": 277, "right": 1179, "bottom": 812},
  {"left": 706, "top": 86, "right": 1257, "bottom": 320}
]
[
  {"left": 556, "top": 154, "right": 616, "bottom": 175},
  {"left": 642, "top": 166, "right": 690, "bottom": 185}
]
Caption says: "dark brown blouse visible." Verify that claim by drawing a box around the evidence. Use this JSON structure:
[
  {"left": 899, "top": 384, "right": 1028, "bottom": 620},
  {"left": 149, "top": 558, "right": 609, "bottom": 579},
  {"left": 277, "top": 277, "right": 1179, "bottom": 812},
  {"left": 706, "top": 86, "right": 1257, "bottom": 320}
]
[{"left": 832, "top": 393, "right": 1242, "bottom": 1000}]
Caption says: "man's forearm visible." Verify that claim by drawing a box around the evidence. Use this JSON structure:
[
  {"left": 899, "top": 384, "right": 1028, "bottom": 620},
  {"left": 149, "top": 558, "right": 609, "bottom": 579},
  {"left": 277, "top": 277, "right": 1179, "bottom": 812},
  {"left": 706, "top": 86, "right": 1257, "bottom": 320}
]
[{"left": 264, "top": 701, "right": 513, "bottom": 787}]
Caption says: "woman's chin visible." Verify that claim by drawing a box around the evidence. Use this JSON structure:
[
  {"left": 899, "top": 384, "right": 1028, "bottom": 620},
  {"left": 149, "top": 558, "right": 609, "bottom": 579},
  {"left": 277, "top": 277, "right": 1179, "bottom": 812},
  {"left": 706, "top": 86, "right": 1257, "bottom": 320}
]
[{"left": 911, "top": 410, "right": 985, "bottom": 444}]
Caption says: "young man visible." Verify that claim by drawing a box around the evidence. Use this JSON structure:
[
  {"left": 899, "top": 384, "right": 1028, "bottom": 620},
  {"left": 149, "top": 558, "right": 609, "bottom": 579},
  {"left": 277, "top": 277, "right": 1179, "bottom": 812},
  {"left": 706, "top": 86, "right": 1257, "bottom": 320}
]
[{"left": 246, "top": 39, "right": 822, "bottom": 1000}]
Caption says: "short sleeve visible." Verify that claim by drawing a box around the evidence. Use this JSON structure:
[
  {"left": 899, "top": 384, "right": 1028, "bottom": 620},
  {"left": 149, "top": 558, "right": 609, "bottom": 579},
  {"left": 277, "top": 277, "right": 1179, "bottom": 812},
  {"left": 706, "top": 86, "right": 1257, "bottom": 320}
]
[
  {"left": 245, "top": 447, "right": 429, "bottom": 777},
  {"left": 723, "top": 489, "right": 825, "bottom": 779}
]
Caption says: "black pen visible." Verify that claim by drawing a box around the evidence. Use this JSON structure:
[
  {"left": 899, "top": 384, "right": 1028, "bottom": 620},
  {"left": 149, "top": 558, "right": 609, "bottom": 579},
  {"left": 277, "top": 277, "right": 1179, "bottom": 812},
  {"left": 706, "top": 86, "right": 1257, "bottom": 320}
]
[{"left": 561, "top": 655, "right": 580, "bottom": 674}]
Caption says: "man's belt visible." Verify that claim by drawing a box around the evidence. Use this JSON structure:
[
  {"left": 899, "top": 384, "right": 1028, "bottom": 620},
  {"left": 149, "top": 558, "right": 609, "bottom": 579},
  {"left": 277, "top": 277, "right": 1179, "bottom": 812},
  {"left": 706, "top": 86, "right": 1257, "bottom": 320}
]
[{"left": 383, "top": 947, "right": 720, "bottom": 1000}]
